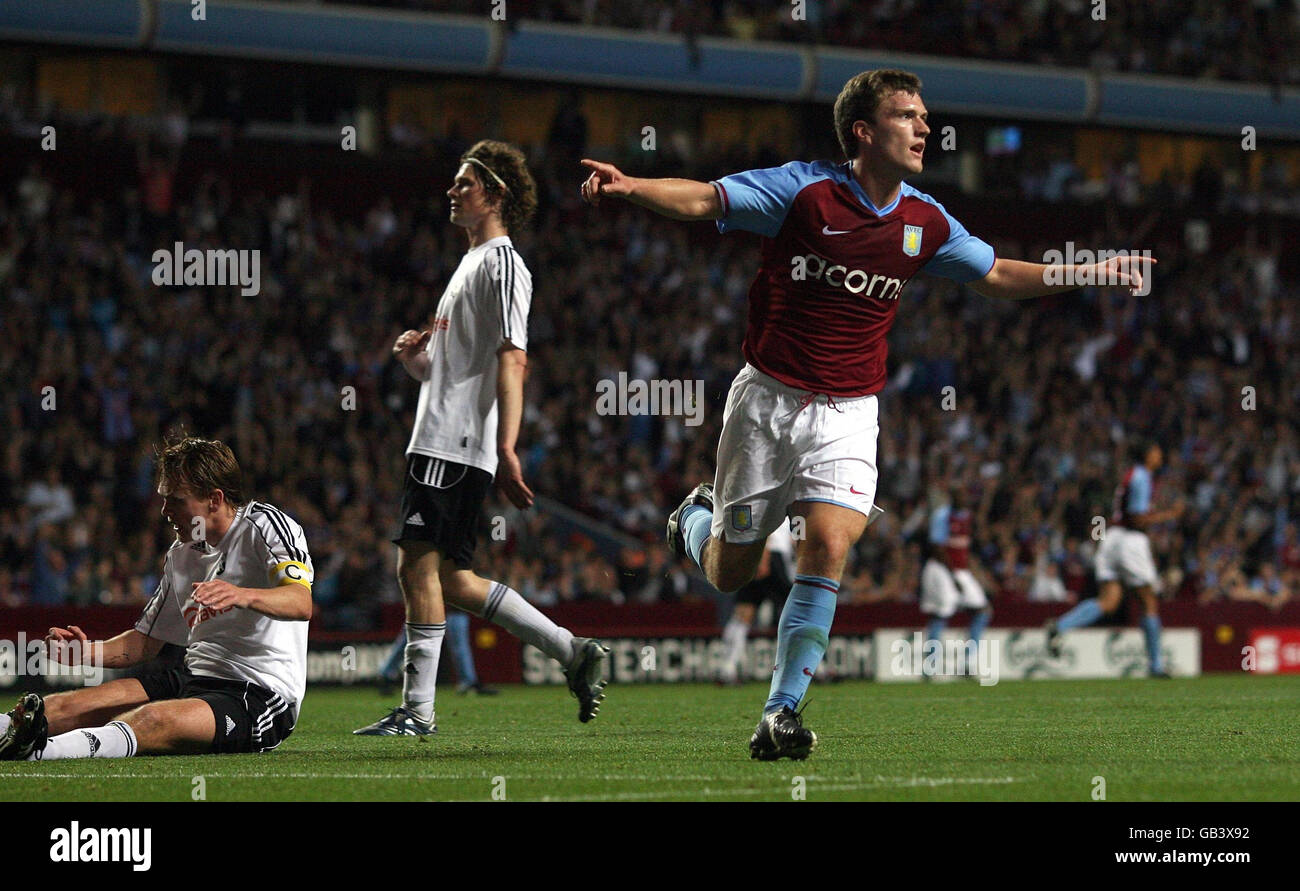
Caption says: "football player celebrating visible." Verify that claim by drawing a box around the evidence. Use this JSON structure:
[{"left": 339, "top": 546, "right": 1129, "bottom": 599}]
[
  {"left": 0, "top": 436, "right": 313, "bottom": 760},
  {"left": 1046, "top": 440, "right": 1184, "bottom": 676},
  {"left": 582, "top": 69, "right": 1151, "bottom": 759},
  {"left": 355, "top": 140, "right": 608, "bottom": 737}
]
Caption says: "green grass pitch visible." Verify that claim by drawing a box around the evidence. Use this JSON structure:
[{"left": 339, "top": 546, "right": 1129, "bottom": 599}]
[{"left": 3, "top": 675, "right": 1297, "bottom": 802}]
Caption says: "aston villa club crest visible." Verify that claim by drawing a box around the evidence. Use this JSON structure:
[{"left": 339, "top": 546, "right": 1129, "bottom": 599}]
[
  {"left": 730, "top": 504, "right": 753, "bottom": 532},
  {"left": 902, "top": 224, "right": 923, "bottom": 257}
]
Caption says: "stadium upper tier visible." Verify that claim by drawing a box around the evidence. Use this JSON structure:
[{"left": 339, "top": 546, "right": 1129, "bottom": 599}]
[
  {"left": 306, "top": 0, "right": 1300, "bottom": 90},
  {"left": 3, "top": 1, "right": 1299, "bottom": 139}
]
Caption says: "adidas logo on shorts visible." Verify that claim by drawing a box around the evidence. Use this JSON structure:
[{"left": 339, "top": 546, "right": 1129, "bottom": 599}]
[
  {"left": 226, "top": 715, "right": 236, "bottom": 736},
  {"left": 407, "top": 513, "right": 425, "bottom": 526}
]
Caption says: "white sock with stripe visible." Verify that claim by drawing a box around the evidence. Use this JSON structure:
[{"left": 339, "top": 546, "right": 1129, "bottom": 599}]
[
  {"left": 34, "top": 721, "right": 137, "bottom": 760},
  {"left": 402, "top": 622, "right": 445, "bottom": 723},
  {"left": 481, "top": 582, "right": 575, "bottom": 666}
]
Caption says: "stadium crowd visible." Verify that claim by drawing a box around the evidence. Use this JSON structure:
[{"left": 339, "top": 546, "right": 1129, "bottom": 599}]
[
  {"left": 2, "top": 99, "right": 1298, "bottom": 630},
  {"left": 321, "top": 0, "right": 1300, "bottom": 87}
]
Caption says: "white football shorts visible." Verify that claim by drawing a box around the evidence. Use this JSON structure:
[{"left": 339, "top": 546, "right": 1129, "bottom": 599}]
[
  {"left": 920, "top": 559, "right": 988, "bottom": 618},
  {"left": 1094, "top": 526, "right": 1160, "bottom": 591},
  {"left": 710, "top": 363, "right": 880, "bottom": 545}
]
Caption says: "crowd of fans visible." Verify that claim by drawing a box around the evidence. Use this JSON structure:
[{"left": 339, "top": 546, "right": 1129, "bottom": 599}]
[
  {"left": 323, "top": 0, "right": 1300, "bottom": 87},
  {"left": 2, "top": 95, "right": 1298, "bottom": 631}
]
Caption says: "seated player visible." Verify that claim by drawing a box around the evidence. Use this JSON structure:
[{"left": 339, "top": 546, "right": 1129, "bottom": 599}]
[
  {"left": 919, "top": 486, "right": 993, "bottom": 678},
  {"left": 718, "top": 520, "right": 796, "bottom": 685},
  {"left": 1046, "top": 440, "right": 1183, "bottom": 677},
  {"left": 0, "top": 436, "right": 313, "bottom": 761}
]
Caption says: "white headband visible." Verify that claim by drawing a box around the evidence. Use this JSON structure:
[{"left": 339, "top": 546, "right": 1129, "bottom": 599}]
[{"left": 465, "top": 157, "right": 511, "bottom": 195}]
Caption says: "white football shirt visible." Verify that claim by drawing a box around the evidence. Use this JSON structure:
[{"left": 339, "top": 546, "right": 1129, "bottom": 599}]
[
  {"left": 135, "top": 501, "right": 313, "bottom": 718},
  {"left": 407, "top": 235, "right": 531, "bottom": 477}
]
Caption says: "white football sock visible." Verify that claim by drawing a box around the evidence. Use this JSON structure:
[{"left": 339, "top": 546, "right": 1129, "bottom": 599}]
[
  {"left": 480, "top": 582, "right": 575, "bottom": 666},
  {"left": 402, "top": 622, "right": 445, "bottom": 723},
  {"left": 35, "top": 721, "right": 137, "bottom": 760},
  {"left": 722, "top": 617, "right": 749, "bottom": 681}
]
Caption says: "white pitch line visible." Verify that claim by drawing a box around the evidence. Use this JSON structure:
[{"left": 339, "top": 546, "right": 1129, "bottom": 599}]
[
  {"left": 0, "top": 772, "right": 1018, "bottom": 788},
  {"left": 537, "top": 777, "right": 1019, "bottom": 802},
  {"left": 0, "top": 772, "right": 801, "bottom": 781}
]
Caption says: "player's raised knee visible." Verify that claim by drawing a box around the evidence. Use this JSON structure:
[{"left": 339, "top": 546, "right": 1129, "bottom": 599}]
[
  {"left": 796, "top": 532, "right": 855, "bottom": 578},
  {"left": 708, "top": 563, "right": 758, "bottom": 594},
  {"left": 119, "top": 702, "right": 166, "bottom": 739}
]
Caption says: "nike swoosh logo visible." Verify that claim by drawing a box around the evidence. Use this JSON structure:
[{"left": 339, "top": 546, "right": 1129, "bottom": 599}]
[
  {"left": 822, "top": 225, "right": 853, "bottom": 236},
  {"left": 850, "top": 486, "right": 869, "bottom": 495},
  {"left": 803, "top": 667, "right": 815, "bottom": 677}
]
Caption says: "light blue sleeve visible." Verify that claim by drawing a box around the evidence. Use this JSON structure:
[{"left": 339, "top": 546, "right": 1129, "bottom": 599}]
[
  {"left": 712, "top": 162, "right": 820, "bottom": 238},
  {"left": 929, "top": 505, "right": 951, "bottom": 545},
  {"left": 922, "top": 204, "right": 996, "bottom": 283},
  {"left": 1127, "top": 467, "right": 1152, "bottom": 515}
]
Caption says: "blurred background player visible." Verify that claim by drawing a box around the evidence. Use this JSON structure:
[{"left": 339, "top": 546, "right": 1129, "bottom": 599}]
[
  {"left": 0, "top": 436, "right": 313, "bottom": 761},
  {"left": 355, "top": 140, "right": 607, "bottom": 737},
  {"left": 582, "top": 68, "right": 1150, "bottom": 760},
  {"left": 920, "top": 484, "right": 993, "bottom": 676},
  {"left": 717, "top": 519, "right": 796, "bottom": 686},
  {"left": 377, "top": 611, "right": 496, "bottom": 695},
  {"left": 1046, "top": 440, "right": 1184, "bottom": 677}
]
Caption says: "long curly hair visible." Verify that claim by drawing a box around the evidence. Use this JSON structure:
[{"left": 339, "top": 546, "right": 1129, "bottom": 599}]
[{"left": 460, "top": 139, "right": 538, "bottom": 234}]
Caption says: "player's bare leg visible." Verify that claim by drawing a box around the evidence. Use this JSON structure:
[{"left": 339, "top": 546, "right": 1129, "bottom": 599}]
[
  {"left": 354, "top": 541, "right": 444, "bottom": 735},
  {"left": 439, "top": 565, "right": 609, "bottom": 721},
  {"left": 110, "top": 698, "right": 215, "bottom": 755},
  {"left": 667, "top": 482, "right": 766, "bottom": 592},
  {"left": 400, "top": 540, "right": 447, "bottom": 625},
  {"left": 751, "top": 502, "right": 868, "bottom": 760},
  {"left": 700, "top": 537, "right": 768, "bottom": 593},
  {"left": 9, "top": 695, "right": 215, "bottom": 760},
  {"left": 42, "top": 678, "right": 151, "bottom": 735},
  {"left": 1097, "top": 580, "right": 1124, "bottom": 614},
  {"left": 790, "top": 501, "right": 868, "bottom": 581},
  {"left": 1, "top": 679, "right": 159, "bottom": 760}
]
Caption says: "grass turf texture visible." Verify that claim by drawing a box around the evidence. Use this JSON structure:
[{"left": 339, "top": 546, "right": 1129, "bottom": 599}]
[{"left": 2, "top": 674, "right": 1296, "bottom": 802}]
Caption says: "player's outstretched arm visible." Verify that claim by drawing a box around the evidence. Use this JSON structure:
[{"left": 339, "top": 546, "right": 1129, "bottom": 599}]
[
  {"left": 580, "top": 159, "right": 722, "bottom": 221},
  {"left": 46, "top": 626, "right": 164, "bottom": 670},
  {"left": 971, "top": 255, "right": 1156, "bottom": 300}
]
